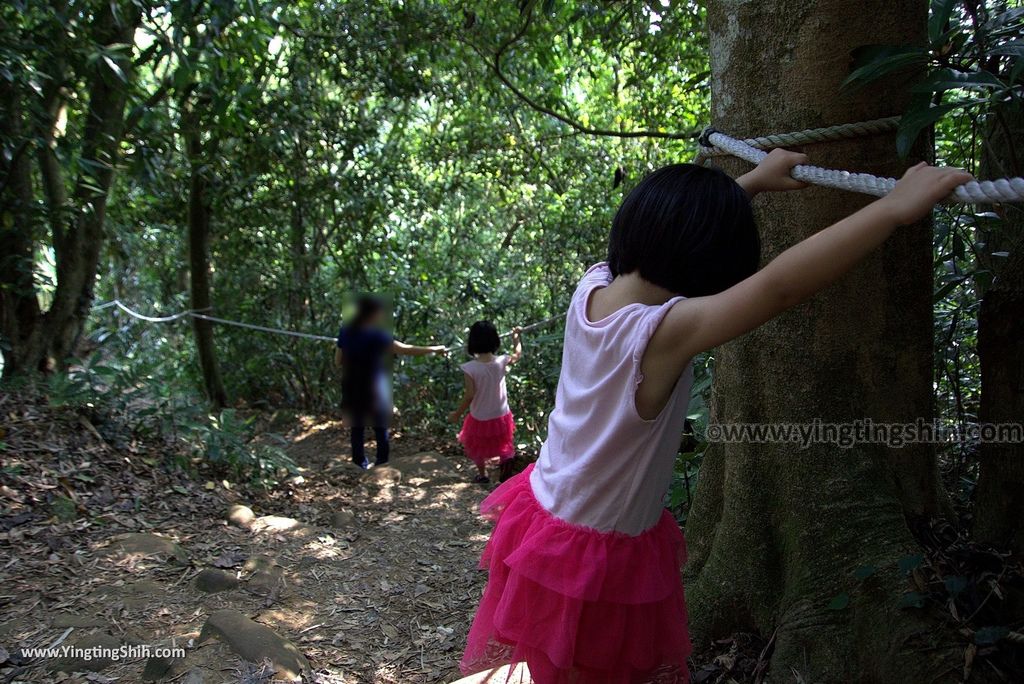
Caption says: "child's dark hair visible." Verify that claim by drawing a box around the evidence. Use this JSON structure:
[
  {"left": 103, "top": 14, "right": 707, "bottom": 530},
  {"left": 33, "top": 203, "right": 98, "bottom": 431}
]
[
  {"left": 607, "top": 164, "right": 759, "bottom": 297},
  {"left": 351, "top": 295, "right": 385, "bottom": 328},
  {"left": 467, "top": 320, "right": 500, "bottom": 355}
]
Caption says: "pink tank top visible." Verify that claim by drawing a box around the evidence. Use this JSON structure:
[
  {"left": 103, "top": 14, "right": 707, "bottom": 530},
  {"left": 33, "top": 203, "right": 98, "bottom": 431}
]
[
  {"left": 461, "top": 355, "right": 511, "bottom": 421},
  {"left": 530, "top": 263, "right": 694, "bottom": 535}
]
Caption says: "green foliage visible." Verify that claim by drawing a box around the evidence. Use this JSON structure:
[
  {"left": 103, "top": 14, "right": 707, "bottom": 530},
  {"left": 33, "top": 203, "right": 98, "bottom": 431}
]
[
  {"left": 843, "top": 0, "right": 1023, "bottom": 157},
  {"left": 73, "top": 1, "right": 710, "bottom": 440},
  {"left": 842, "top": 1, "right": 1024, "bottom": 508},
  {"left": 46, "top": 349, "right": 294, "bottom": 484},
  {"left": 667, "top": 352, "right": 713, "bottom": 521}
]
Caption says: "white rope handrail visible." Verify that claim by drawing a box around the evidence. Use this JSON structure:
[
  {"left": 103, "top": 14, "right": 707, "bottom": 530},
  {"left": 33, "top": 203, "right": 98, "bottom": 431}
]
[
  {"left": 506, "top": 314, "right": 562, "bottom": 336},
  {"left": 189, "top": 312, "right": 338, "bottom": 342},
  {"left": 700, "top": 127, "right": 1024, "bottom": 204},
  {"left": 445, "top": 314, "right": 563, "bottom": 353},
  {"left": 699, "top": 117, "right": 901, "bottom": 157},
  {"left": 95, "top": 299, "right": 563, "bottom": 349},
  {"left": 111, "top": 300, "right": 204, "bottom": 323}
]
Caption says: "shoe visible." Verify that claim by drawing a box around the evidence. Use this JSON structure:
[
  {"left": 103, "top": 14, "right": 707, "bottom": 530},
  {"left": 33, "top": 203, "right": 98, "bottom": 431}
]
[
  {"left": 374, "top": 459, "right": 389, "bottom": 467},
  {"left": 473, "top": 475, "right": 490, "bottom": 485}
]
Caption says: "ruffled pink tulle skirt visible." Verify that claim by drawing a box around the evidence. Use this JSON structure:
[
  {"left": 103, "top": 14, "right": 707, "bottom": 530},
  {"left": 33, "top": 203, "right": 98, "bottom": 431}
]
[
  {"left": 461, "top": 465, "right": 691, "bottom": 684},
  {"left": 458, "top": 412, "right": 515, "bottom": 466}
]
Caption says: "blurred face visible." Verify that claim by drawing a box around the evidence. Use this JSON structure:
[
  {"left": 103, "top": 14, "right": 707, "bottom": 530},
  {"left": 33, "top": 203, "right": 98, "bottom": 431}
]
[{"left": 367, "top": 309, "right": 385, "bottom": 327}]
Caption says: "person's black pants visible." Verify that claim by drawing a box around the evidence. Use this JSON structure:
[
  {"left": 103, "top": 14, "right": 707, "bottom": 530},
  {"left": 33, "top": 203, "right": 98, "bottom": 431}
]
[{"left": 351, "top": 406, "right": 390, "bottom": 468}]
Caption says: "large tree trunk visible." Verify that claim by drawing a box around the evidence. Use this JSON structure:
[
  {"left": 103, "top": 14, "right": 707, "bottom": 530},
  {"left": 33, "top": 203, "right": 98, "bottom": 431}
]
[
  {"left": 686, "top": 1, "right": 957, "bottom": 681},
  {"left": 184, "top": 119, "right": 228, "bottom": 408},
  {"left": 0, "top": 82, "right": 41, "bottom": 376},
  {"left": 1, "top": 1, "right": 140, "bottom": 373},
  {"left": 973, "top": 106, "right": 1024, "bottom": 553},
  {"left": 40, "top": 1, "right": 140, "bottom": 368}
]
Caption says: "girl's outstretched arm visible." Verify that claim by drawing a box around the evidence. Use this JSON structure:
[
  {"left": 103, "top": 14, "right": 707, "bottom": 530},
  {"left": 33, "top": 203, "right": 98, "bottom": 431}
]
[
  {"left": 507, "top": 327, "right": 523, "bottom": 365},
  {"left": 449, "top": 374, "right": 475, "bottom": 424},
  {"left": 393, "top": 340, "right": 447, "bottom": 357},
  {"left": 648, "top": 163, "right": 973, "bottom": 378}
]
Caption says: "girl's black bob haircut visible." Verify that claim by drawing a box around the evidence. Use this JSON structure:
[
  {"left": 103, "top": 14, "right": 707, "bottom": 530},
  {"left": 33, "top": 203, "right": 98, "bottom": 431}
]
[
  {"left": 467, "top": 320, "right": 501, "bottom": 355},
  {"left": 607, "top": 164, "right": 759, "bottom": 297}
]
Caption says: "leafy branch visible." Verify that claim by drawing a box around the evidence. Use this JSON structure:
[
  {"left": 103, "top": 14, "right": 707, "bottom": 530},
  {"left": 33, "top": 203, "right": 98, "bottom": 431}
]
[{"left": 466, "top": 7, "right": 701, "bottom": 142}]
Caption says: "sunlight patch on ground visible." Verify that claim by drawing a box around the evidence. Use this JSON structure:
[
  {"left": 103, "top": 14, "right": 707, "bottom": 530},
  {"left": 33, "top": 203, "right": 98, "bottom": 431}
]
[
  {"left": 450, "top": 663, "right": 533, "bottom": 684},
  {"left": 372, "top": 487, "right": 396, "bottom": 504},
  {"left": 259, "top": 603, "right": 321, "bottom": 632},
  {"left": 294, "top": 414, "right": 346, "bottom": 438}
]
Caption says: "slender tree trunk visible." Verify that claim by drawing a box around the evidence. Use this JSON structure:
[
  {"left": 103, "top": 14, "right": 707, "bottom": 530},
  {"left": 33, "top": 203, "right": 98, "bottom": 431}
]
[
  {"left": 289, "top": 183, "right": 310, "bottom": 323},
  {"left": 0, "top": 84, "right": 41, "bottom": 376},
  {"left": 686, "top": 1, "right": 957, "bottom": 681},
  {"left": 184, "top": 116, "right": 227, "bottom": 408},
  {"left": 973, "top": 106, "right": 1024, "bottom": 553}
]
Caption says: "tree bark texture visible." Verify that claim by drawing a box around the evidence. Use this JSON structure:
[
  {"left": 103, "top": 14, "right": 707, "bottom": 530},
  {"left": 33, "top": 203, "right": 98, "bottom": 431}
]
[{"left": 686, "top": 2, "right": 958, "bottom": 681}]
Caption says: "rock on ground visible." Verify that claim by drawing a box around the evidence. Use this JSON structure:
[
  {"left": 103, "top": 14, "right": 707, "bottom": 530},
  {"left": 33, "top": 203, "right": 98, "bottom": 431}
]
[
  {"left": 250, "top": 515, "right": 318, "bottom": 539},
  {"left": 365, "top": 464, "right": 402, "bottom": 484},
  {"left": 198, "top": 609, "right": 309, "bottom": 681},
  {"left": 226, "top": 504, "right": 256, "bottom": 528},
  {"left": 194, "top": 568, "right": 239, "bottom": 593},
  {"left": 50, "top": 632, "right": 122, "bottom": 673},
  {"left": 330, "top": 508, "right": 356, "bottom": 528},
  {"left": 243, "top": 555, "right": 285, "bottom": 595},
  {"left": 98, "top": 533, "right": 189, "bottom": 564}
]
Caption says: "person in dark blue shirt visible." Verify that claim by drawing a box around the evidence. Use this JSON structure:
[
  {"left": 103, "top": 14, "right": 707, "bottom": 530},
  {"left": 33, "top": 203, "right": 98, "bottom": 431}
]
[{"left": 335, "top": 295, "right": 446, "bottom": 468}]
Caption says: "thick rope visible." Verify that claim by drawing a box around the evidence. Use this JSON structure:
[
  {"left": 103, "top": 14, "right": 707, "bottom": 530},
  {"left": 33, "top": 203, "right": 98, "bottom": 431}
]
[
  {"left": 111, "top": 300, "right": 205, "bottom": 323},
  {"left": 699, "top": 117, "right": 900, "bottom": 157},
  {"left": 97, "top": 299, "right": 561, "bottom": 349},
  {"left": 101, "top": 299, "right": 352, "bottom": 343},
  {"left": 507, "top": 314, "right": 562, "bottom": 336},
  {"left": 700, "top": 127, "right": 1024, "bottom": 204},
  {"left": 445, "top": 314, "right": 563, "bottom": 353},
  {"left": 189, "top": 312, "right": 338, "bottom": 342}
]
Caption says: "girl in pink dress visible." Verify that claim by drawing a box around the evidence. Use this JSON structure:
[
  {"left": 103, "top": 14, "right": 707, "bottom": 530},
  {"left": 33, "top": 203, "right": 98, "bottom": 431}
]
[
  {"left": 460, "top": 153, "right": 972, "bottom": 683},
  {"left": 450, "top": 321, "right": 523, "bottom": 484}
]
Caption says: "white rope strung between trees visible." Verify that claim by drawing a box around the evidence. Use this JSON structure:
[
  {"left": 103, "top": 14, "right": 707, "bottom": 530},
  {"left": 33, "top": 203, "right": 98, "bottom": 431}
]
[
  {"left": 100, "top": 299, "right": 356, "bottom": 342},
  {"left": 444, "top": 314, "right": 564, "bottom": 353},
  {"left": 698, "top": 125, "right": 1024, "bottom": 204},
  {"left": 505, "top": 314, "right": 563, "bottom": 336},
  {"left": 97, "top": 299, "right": 563, "bottom": 349},
  {"left": 698, "top": 116, "right": 901, "bottom": 158},
  {"left": 110, "top": 300, "right": 205, "bottom": 323}
]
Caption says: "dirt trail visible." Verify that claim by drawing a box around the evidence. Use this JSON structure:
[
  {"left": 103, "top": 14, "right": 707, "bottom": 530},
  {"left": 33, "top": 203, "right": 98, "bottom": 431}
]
[{"left": 0, "top": 412, "right": 496, "bottom": 683}]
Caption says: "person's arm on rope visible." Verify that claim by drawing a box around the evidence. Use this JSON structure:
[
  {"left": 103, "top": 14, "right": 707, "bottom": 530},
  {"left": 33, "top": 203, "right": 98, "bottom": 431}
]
[
  {"left": 656, "top": 163, "right": 973, "bottom": 368},
  {"left": 507, "top": 327, "right": 523, "bottom": 365},
  {"left": 393, "top": 340, "right": 447, "bottom": 357},
  {"left": 735, "top": 148, "right": 809, "bottom": 197},
  {"left": 449, "top": 374, "right": 475, "bottom": 424}
]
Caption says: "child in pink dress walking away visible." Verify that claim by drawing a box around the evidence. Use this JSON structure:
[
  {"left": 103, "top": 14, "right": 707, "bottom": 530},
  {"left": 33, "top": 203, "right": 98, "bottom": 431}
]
[
  {"left": 460, "top": 153, "right": 972, "bottom": 683},
  {"left": 450, "top": 321, "right": 523, "bottom": 484}
]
